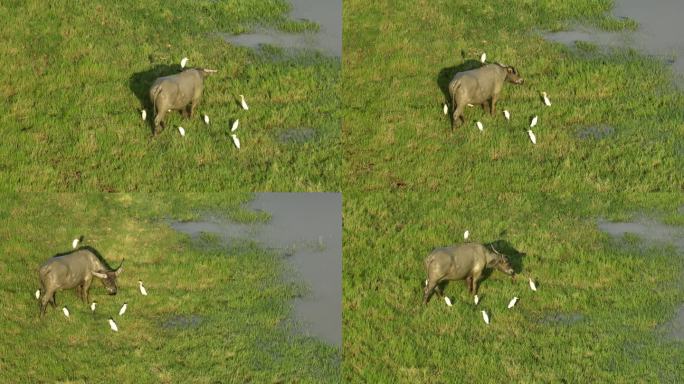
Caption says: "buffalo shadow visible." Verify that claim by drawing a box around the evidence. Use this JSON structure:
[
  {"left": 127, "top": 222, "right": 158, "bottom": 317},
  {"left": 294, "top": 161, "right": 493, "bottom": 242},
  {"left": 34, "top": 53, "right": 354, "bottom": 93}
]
[
  {"left": 480, "top": 239, "right": 526, "bottom": 282},
  {"left": 129, "top": 64, "right": 181, "bottom": 134}
]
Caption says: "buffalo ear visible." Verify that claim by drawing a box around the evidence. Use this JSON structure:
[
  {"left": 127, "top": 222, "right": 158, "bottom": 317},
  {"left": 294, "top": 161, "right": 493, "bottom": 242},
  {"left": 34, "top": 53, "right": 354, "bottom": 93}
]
[
  {"left": 506, "top": 67, "right": 514, "bottom": 73},
  {"left": 92, "top": 271, "right": 108, "bottom": 279}
]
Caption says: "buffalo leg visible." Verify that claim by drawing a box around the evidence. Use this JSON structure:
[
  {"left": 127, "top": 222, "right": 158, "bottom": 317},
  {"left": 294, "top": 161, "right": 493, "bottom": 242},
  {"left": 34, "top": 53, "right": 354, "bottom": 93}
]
[
  {"left": 189, "top": 101, "right": 197, "bottom": 118},
  {"left": 452, "top": 104, "right": 465, "bottom": 130},
  {"left": 490, "top": 94, "right": 499, "bottom": 116},
  {"left": 483, "top": 101, "right": 490, "bottom": 115},
  {"left": 82, "top": 279, "right": 91, "bottom": 304},
  {"left": 471, "top": 270, "right": 483, "bottom": 295},
  {"left": 40, "top": 289, "right": 56, "bottom": 316},
  {"left": 154, "top": 110, "right": 166, "bottom": 135},
  {"left": 423, "top": 280, "right": 438, "bottom": 304}
]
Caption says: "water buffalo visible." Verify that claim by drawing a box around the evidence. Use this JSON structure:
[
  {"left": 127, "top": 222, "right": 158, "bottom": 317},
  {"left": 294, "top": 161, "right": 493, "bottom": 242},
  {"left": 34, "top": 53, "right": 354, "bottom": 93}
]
[
  {"left": 149, "top": 68, "right": 217, "bottom": 135},
  {"left": 37, "top": 247, "right": 123, "bottom": 316},
  {"left": 448, "top": 63, "right": 523, "bottom": 129},
  {"left": 423, "top": 243, "right": 514, "bottom": 304}
]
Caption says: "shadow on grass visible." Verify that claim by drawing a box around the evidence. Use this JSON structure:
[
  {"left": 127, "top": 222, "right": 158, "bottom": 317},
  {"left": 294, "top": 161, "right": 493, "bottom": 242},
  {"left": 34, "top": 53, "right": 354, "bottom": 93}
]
[
  {"left": 481, "top": 239, "right": 526, "bottom": 282},
  {"left": 129, "top": 64, "right": 181, "bottom": 135},
  {"left": 436, "top": 59, "right": 482, "bottom": 106}
]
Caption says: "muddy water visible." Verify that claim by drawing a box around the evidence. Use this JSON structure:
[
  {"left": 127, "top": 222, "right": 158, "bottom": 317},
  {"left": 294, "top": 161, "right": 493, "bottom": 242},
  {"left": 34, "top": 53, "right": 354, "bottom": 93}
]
[
  {"left": 544, "top": 0, "right": 684, "bottom": 86},
  {"left": 222, "top": 0, "right": 341, "bottom": 57},
  {"left": 170, "top": 193, "right": 342, "bottom": 346},
  {"left": 597, "top": 217, "right": 684, "bottom": 341}
]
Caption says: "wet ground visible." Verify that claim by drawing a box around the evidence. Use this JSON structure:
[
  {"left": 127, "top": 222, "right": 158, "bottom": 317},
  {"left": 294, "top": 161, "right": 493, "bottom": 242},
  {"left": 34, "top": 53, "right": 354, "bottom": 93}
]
[
  {"left": 597, "top": 216, "right": 684, "bottom": 341},
  {"left": 576, "top": 125, "right": 615, "bottom": 140},
  {"left": 170, "top": 193, "right": 342, "bottom": 346},
  {"left": 222, "top": 0, "right": 341, "bottom": 57},
  {"left": 544, "top": 0, "right": 684, "bottom": 87}
]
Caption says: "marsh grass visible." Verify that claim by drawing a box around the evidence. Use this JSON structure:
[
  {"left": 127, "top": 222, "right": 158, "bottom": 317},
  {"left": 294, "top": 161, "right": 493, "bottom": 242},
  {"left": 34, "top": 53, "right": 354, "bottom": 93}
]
[
  {"left": 342, "top": 0, "right": 683, "bottom": 193},
  {"left": 0, "top": 193, "right": 340, "bottom": 383},
  {"left": 0, "top": 0, "right": 340, "bottom": 191}
]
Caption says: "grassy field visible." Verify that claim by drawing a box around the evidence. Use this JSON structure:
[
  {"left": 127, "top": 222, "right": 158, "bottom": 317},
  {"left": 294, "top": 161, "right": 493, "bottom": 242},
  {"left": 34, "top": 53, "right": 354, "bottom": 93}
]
[
  {"left": 343, "top": 0, "right": 683, "bottom": 193},
  {"left": 0, "top": 0, "right": 340, "bottom": 192},
  {"left": 0, "top": 194, "right": 340, "bottom": 383},
  {"left": 342, "top": 191, "right": 684, "bottom": 382},
  {"left": 341, "top": 3, "right": 684, "bottom": 379}
]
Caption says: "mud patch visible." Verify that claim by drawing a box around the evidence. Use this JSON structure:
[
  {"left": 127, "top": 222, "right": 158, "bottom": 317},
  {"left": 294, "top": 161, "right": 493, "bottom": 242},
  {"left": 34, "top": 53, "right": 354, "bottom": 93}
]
[
  {"left": 576, "top": 125, "right": 615, "bottom": 140},
  {"left": 221, "top": 0, "right": 341, "bottom": 57},
  {"left": 162, "top": 315, "right": 204, "bottom": 330}
]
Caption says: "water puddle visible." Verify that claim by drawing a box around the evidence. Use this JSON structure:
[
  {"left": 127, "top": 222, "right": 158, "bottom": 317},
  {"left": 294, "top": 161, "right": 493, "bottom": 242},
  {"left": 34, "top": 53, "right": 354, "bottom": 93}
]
[
  {"left": 170, "top": 193, "right": 342, "bottom": 347},
  {"left": 221, "top": 0, "right": 341, "bottom": 57},
  {"left": 597, "top": 216, "right": 684, "bottom": 342},
  {"left": 539, "top": 312, "right": 585, "bottom": 325},
  {"left": 576, "top": 125, "right": 615, "bottom": 140},
  {"left": 597, "top": 217, "right": 684, "bottom": 253},
  {"left": 544, "top": 0, "right": 684, "bottom": 86},
  {"left": 278, "top": 127, "right": 317, "bottom": 144},
  {"left": 162, "top": 315, "right": 204, "bottom": 330}
]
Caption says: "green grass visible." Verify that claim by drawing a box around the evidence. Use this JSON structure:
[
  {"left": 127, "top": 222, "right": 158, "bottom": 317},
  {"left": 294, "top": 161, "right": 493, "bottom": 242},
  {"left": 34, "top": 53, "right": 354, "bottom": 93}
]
[
  {"left": 342, "top": 0, "right": 683, "bottom": 192},
  {"left": 342, "top": 191, "right": 684, "bottom": 382},
  {"left": 0, "top": 0, "right": 340, "bottom": 191},
  {"left": 0, "top": 193, "right": 340, "bottom": 383}
]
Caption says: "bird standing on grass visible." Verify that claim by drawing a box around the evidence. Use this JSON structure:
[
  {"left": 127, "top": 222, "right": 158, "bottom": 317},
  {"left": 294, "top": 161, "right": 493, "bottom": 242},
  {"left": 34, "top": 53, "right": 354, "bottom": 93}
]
[{"left": 138, "top": 280, "right": 148, "bottom": 296}]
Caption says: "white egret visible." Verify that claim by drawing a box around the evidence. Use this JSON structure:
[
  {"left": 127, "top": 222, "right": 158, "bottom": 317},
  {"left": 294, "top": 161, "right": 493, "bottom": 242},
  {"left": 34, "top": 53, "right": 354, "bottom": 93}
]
[
  {"left": 530, "top": 115, "right": 538, "bottom": 128},
  {"left": 35, "top": 290, "right": 40, "bottom": 300},
  {"left": 180, "top": 57, "right": 188, "bottom": 69},
  {"left": 108, "top": 318, "right": 118, "bottom": 332},
  {"left": 464, "top": 230, "right": 470, "bottom": 240},
  {"left": 529, "top": 278, "right": 537, "bottom": 291},
  {"left": 231, "top": 119, "right": 239, "bottom": 132},
  {"left": 527, "top": 129, "right": 537, "bottom": 145},
  {"left": 474, "top": 295, "right": 479, "bottom": 305},
  {"left": 90, "top": 302, "right": 96, "bottom": 312},
  {"left": 443, "top": 104, "right": 448, "bottom": 115},
  {"left": 481, "top": 310, "right": 490, "bottom": 324},
  {"left": 476, "top": 121, "right": 483, "bottom": 131},
  {"left": 444, "top": 297, "right": 453, "bottom": 307},
  {"left": 118, "top": 303, "right": 127, "bottom": 316},
  {"left": 240, "top": 95, "right": 249, "bottom": 110},
  {"left": 480, "top": 52, "right": 486, "bottom": 63},
  {"left": 138, "top": 280, "right": 148, "bottom": 296},
  {"left": 467, "top": 103, "right": 474, "bottom": 107},
  {"left": 62, "top": 307, "right": 70, "bottom": 318},
  {"left": 203, "top": 114, "right": 210, "bottom": 125},
  {"left": 503, "top": 110, "right": 510, "bottom": 121},
  {"left": 231, "top": 134, "right": 241, "bottom": 149},
  {"left": 72, "top": 237, "right": 81, "bottom": 249},
  {"left": 542, "top": 92, "right": 551, "bottom": 107},
  {"left": 178, "top": 126, "right": 186, "bottom": 137},
  {"left": 141, "top": 109, "right": 147, "bottom": 121},
  {"left": 508, "top": 297, "right": 518, "bottom": 309}
]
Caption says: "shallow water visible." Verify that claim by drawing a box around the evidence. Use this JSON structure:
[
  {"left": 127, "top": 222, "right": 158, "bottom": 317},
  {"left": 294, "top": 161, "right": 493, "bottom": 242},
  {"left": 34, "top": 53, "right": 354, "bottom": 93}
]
[
  {"left": 222, "top": 0, "right": 341, "bottom": 57},
  {"left": 576, "top": 125, "right": 615, "bottom": 140},
  {"left": 170, "top": 193, "right": 342, "bottom": 346},
  {"left": 544, "top": 0, "right": 684, "bottom": 86},
  {"left": 597, "top": 216, "right": 684, "bottom": 341},
  {"left": 540, "top": 312, "right": 585, "bottom": 325}
]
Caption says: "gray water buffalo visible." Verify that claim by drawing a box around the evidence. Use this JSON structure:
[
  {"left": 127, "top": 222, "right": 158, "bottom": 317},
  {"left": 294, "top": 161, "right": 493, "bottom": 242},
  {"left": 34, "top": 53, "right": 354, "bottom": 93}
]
[
  {"left": 38, "top": 247, "right": 123, "bottom": 316},
  {"left": 423, "top": 243, "right": 514, "bottom": 304},
  {"left": 448, "top": 63, "right": 523, "bottom": 129},
  {"left": 149, "top": 68, "right": 217, "bottom": 134}
]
